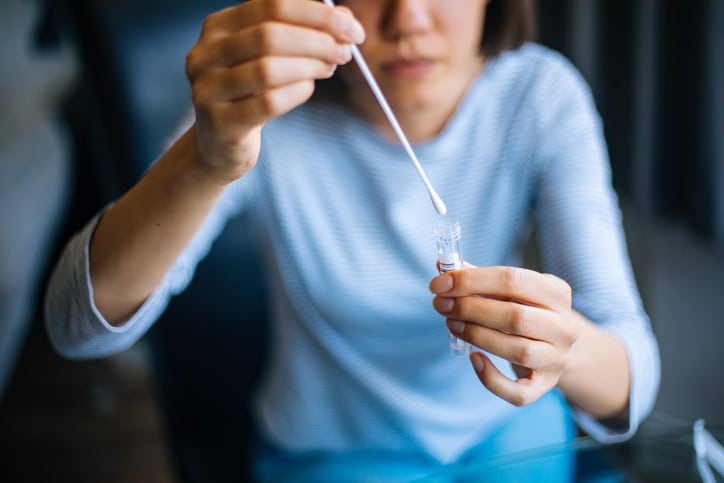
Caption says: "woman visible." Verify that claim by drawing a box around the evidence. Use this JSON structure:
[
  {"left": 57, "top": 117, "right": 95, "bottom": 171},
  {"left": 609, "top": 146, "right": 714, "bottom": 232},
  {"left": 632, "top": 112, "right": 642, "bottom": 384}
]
[{"left": 45, "top": 0, "right": 660, "bottom": 480}]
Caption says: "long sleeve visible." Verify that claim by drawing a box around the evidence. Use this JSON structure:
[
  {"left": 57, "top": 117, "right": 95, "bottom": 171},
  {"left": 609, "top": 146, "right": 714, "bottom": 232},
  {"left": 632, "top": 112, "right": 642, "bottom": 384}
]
[
  {"left": 531, "top": 53, "right": 661, "bottom": 441},
  {"left": 44, "top": 180, "right": 246, "bottom": 359}
]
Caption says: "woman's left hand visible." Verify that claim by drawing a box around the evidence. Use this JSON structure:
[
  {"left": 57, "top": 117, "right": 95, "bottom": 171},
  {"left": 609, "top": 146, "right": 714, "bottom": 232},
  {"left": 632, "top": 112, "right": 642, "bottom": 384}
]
[{"left": 430, "top": 265, "right": 581, "bottom": 407}]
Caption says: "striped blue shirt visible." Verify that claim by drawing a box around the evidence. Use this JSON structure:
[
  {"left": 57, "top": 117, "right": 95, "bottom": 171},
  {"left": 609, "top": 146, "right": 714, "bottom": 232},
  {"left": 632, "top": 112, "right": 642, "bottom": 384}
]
[{"left": 45, "top": 43, "right": 660, "bottom": 463}]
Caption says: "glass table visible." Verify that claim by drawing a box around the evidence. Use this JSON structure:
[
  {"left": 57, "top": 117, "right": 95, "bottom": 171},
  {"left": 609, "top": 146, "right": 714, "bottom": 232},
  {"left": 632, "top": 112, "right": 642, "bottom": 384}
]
[{"left": 412, "top": 423, "right": 724, "bottom": 482}]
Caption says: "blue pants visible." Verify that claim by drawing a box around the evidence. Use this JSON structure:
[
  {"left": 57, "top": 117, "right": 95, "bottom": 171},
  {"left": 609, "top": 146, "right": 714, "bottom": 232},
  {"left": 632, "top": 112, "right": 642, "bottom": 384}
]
[{"left": 253, "top": 390, "right": 576, "bottom": 482}]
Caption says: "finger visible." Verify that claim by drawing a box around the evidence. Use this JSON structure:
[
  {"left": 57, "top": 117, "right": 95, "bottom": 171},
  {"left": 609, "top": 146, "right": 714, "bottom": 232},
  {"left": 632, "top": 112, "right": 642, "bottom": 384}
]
[
  {"left": 205, "top": 1, "right": 365, "bottom": 44},
  {"left": 432, "top": 266, "right": 571, "bottom": 311},
  {"left": 187, "top": 24, "right": 352, "bottom": 82},
  {"left": 448, "top": 321, "right": 559, "bottom": 370},
  {"left": 193, "top": 56, "right": 337, "bottom": 105},
  {"left": 199, "top": 80, "right": 317, "bottom": 137},
  {"left": 433, "top": 295, "right": 574, "bottom": 345},
  {"left": 469, "top": 351, "right": 550, "bottom": 407}
]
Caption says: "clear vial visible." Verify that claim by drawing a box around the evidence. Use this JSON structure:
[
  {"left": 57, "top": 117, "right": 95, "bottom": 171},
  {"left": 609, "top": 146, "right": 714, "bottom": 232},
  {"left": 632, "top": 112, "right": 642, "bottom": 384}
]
[{"left": 434, "top": 217, "right": 471, "bottom": 356}]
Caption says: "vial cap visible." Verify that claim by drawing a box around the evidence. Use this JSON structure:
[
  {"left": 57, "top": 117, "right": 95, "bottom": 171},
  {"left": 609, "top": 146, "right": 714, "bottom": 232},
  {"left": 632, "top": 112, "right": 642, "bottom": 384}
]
[{"left": 434, "top": 217, "right": 461, "bottom": 241}]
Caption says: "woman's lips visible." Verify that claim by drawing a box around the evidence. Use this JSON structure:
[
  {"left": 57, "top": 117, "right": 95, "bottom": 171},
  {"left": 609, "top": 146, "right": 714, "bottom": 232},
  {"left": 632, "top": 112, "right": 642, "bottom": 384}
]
[{"left": 381, "top": 58, "right": 435, "bottom": 79}]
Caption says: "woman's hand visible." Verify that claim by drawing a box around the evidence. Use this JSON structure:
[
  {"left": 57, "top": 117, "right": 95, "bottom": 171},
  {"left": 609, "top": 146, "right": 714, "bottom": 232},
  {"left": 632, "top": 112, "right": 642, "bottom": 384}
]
[
  {"left": 185, "top": 0, "right": 365, "bottom": 182},
  {"left": 430, "top": 266, "right": 581, "bottom": 407}
]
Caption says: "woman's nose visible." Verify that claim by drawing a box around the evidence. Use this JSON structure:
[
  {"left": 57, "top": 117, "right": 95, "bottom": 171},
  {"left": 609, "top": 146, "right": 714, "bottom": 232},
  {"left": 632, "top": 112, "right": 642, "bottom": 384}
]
[{"left": 382, "top": 0, "right": 433, "bottom": 40}]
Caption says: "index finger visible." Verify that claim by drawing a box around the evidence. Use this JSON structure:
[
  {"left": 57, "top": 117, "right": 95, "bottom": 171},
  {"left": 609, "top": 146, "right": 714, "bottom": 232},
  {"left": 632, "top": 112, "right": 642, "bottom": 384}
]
[
  {"left": 429, "top": 266, "right": 571, "bottom": 311},
  {"left": 206, "top": 0, "right": 365, "bottom": 44}
]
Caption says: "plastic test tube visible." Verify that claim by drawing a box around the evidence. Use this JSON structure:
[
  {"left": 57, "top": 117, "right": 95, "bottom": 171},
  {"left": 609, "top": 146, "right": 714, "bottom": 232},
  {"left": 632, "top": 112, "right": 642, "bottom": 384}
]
[{"left": 434, "top": 217, "right": 472, "bottom": 356}]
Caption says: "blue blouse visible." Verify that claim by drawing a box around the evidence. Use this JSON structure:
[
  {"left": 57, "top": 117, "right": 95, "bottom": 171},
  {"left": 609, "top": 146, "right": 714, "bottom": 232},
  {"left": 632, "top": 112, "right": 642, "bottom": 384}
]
[{"left": 45, "top": 43, "right": 660, "bottom": 464}]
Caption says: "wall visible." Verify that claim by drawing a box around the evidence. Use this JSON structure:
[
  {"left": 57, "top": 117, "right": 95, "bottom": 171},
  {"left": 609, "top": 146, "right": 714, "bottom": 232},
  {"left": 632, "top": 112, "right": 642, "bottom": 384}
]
[{"left": 623, "top": 205, "right": 724, "bottom": 428}]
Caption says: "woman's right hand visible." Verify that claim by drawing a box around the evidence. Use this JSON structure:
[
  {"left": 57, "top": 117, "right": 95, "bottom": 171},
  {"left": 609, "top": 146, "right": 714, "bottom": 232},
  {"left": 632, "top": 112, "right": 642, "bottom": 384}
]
[{"left": 186, "top": 0, "right": 365, "bottom": 182}]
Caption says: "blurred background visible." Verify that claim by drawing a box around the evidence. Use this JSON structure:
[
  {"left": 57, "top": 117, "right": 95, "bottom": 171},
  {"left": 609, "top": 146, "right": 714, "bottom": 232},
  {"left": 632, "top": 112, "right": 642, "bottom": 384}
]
[{"left": 0, "top": 0, "right": 721, "bottom": 482}]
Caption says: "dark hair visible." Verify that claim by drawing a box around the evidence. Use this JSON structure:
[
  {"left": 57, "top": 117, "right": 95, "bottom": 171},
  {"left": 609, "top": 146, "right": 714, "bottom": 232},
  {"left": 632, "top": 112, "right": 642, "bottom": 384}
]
[{"left": 481, "top": 0, "right": 536, "bottom": 58}]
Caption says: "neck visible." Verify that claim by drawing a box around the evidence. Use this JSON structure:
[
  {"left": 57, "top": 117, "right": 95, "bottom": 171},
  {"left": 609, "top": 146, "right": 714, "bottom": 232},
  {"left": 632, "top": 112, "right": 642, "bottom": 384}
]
[{"left": 349, "top": 57, "right": 486, "bottom": 144}]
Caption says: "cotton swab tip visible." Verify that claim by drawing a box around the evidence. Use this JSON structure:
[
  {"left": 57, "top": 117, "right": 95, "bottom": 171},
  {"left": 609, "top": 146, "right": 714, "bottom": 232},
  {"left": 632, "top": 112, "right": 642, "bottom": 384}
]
[{"left": 430, "top": 190, "right": 448, "bottom": 216}]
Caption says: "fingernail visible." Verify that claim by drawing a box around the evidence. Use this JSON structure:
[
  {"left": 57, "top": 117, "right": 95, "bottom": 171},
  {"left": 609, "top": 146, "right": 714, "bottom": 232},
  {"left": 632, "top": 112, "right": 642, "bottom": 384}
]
[
  {"left": 337, "top": 14, "right": 365, "bottom": 44},
  {"left": 446, "top": 319, "right": 465, "bottom": 334},
  {"left": 430, "top": 274, "right": 453, "bottom": 294},
  {"left": 337, "top": 44, "right": 351, "bottom": 63},
  {"left": 436, "top": 297, "right": 454, "bottom": 313},
  {"left": 470, "top": 353, "right": 485, "bottom": 373}
]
